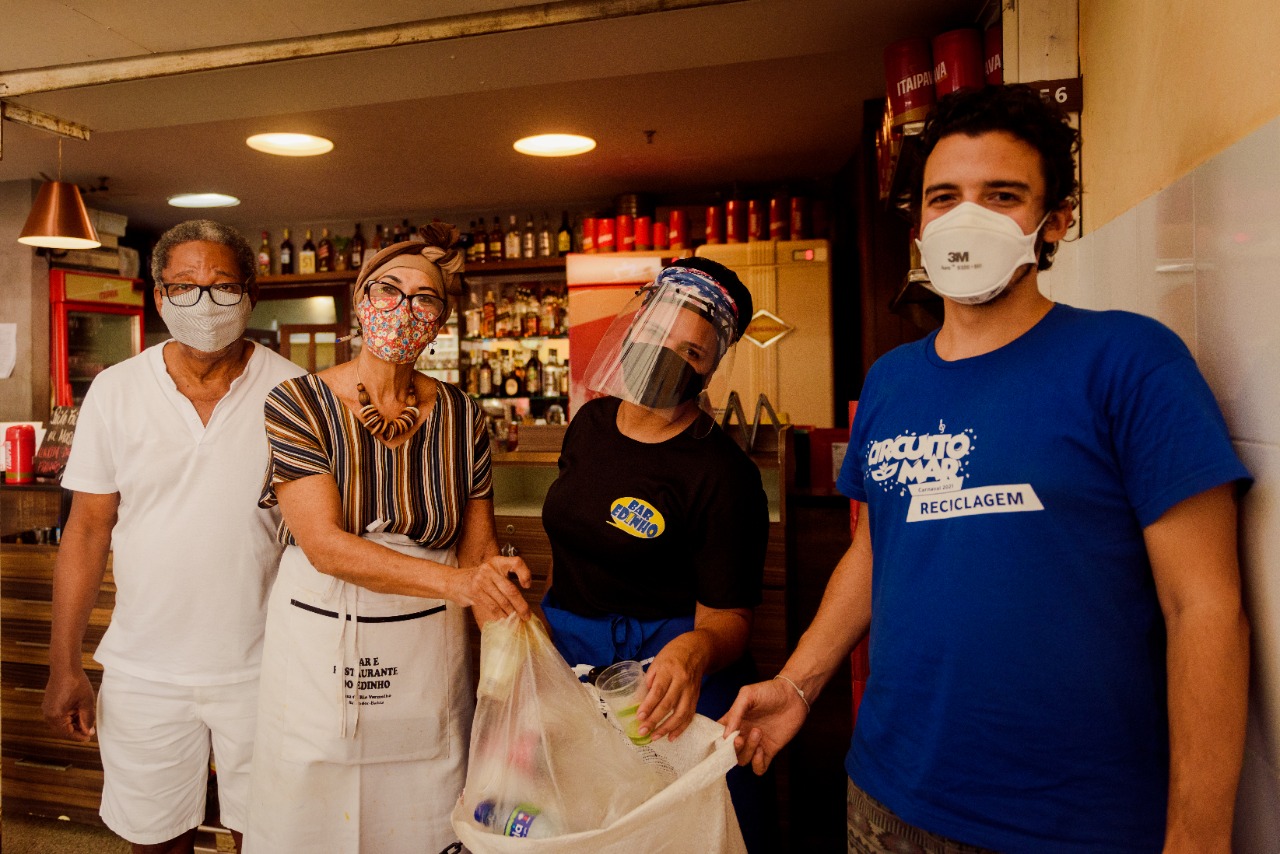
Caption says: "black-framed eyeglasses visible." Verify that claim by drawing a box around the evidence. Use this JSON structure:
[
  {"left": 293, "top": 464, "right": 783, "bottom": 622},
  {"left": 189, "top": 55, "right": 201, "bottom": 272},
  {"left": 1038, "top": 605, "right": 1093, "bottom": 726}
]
[
  {"left": 364, "top": 280, "right": 446, "bottom": 321},
  {"left": 159, "top": 282, "right": 248, "bottom": 307}
]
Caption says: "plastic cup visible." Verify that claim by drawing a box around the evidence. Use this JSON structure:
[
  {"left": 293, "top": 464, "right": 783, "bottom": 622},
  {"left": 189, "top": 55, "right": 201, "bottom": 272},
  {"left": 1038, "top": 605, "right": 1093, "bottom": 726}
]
[{"left": 596, "top": 660, "right": 651, "bottom": 745}]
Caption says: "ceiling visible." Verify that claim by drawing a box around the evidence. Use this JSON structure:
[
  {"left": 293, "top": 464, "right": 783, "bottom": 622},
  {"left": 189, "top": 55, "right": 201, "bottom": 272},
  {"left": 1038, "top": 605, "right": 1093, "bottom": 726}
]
[{"left": 0, "top": 0, "right": 983, "bottom": 237}]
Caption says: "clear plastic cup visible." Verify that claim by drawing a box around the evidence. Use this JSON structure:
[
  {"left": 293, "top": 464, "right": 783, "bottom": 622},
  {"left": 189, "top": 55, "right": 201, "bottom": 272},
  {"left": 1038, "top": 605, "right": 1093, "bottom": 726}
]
[{"left": 596, "top": 660, "right": 651, "bottom": 745}]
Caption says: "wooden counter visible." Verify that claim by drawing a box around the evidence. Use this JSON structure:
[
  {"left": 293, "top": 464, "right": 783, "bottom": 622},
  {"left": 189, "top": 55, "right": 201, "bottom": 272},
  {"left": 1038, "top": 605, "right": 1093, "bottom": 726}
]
[{"left": 0, "top": 483, "right": 64, "bottom": 540}]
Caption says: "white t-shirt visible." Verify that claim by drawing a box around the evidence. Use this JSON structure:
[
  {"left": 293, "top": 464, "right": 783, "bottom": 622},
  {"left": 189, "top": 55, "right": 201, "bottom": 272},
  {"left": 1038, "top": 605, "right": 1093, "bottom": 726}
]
[{"left": 62, "top": 340, "right": 306, "bottom": 685}]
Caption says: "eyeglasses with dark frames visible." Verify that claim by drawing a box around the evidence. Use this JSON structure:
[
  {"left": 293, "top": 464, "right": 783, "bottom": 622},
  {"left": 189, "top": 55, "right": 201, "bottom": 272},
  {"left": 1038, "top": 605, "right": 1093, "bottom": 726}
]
[
  {"left": 364, "top": 280, "right": 446, "bottom": 321},
  {"left": 159, "top": 282, "right": 248, "bottom": 307}
]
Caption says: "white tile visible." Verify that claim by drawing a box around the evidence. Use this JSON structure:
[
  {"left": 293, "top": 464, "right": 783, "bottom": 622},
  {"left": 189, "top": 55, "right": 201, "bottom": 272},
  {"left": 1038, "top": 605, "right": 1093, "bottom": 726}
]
[{"left": 1193, "top": 115, "right": 1280, "bottom": 446}]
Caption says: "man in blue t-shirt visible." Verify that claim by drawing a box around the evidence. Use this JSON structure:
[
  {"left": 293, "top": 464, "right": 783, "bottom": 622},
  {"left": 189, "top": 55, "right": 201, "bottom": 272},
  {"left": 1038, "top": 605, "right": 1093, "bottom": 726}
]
[{"left": 721, "top": 84, "right": 1251, "bottom": 854}]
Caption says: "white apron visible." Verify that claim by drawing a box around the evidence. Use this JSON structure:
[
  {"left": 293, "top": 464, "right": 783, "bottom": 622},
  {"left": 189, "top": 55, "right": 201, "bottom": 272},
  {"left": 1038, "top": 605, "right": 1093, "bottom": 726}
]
[{"left": 244, "top": 534, "right": 474, "bottom": 854}]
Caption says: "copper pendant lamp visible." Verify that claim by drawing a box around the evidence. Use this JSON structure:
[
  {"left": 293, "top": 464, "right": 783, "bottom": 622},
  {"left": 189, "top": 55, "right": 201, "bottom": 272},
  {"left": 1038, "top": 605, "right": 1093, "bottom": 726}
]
[{"left": 17, "top": 139, "right": 100, "bottom": 250}]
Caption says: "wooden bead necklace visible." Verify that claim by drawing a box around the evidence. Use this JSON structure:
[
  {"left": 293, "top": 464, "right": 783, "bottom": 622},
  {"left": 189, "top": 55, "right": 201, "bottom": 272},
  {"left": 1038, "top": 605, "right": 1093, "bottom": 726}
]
[{"left": 354, "top": 366, "right": 420, "bottom": 441}]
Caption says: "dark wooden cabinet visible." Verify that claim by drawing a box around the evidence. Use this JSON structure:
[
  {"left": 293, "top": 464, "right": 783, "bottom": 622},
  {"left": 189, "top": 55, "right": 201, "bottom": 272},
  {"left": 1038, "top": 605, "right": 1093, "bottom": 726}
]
[{"left": 1, "top": 544, "right": 112, "bottom": 825}]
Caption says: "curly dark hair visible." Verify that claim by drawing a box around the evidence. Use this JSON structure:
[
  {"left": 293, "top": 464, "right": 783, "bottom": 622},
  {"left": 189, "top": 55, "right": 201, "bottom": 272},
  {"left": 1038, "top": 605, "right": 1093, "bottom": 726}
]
[{"left": 912, "top": 84, "right": 1080, "bottom": 270}]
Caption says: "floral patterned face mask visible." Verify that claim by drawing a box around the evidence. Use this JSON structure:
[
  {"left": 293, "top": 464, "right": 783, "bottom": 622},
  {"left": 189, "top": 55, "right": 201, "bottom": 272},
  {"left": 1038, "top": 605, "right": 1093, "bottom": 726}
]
[{"left": 356, "top": 297, "right": 438, "bottom": 364}]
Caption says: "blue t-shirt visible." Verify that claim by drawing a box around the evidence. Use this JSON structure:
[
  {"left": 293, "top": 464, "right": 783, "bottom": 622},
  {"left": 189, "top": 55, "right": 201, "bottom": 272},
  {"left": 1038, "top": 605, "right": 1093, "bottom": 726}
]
[{"left": 836, "top": 304, "right": 1250, "bottom": 853}]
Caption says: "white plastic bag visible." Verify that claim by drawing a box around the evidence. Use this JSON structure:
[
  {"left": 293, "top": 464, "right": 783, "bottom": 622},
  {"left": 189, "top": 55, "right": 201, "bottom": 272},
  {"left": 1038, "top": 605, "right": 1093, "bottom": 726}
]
[{"left": 453, "top": 615, "right": 746, "bottom": 852}]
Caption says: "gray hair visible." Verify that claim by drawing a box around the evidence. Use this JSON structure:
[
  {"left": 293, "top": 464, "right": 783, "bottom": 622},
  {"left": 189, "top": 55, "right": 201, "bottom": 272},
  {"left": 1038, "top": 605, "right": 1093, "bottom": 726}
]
[{"left": 151, "top": 220, "right": 256, "bottom": 286}]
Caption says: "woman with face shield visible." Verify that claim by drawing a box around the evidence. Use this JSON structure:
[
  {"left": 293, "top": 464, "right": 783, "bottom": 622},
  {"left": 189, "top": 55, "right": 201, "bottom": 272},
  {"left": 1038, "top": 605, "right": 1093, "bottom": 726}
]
[
  {"left": 540, "top": 257, "right": 778, "bottom": 850},
  {"left": 243, "top": 223, "right": 532, "bottom": 854}
]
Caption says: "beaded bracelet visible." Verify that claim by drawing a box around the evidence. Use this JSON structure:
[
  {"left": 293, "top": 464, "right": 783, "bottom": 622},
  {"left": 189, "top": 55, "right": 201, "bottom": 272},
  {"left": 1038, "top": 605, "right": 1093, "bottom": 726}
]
[{"left": 773, "top": 674, "right": 811, "bottom": 713}]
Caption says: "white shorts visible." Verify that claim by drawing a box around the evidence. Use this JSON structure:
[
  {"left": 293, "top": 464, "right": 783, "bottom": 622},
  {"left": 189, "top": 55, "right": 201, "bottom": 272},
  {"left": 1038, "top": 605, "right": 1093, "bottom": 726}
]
[{"left": 97, "top": 669, "right": 258, "bottom": 845}]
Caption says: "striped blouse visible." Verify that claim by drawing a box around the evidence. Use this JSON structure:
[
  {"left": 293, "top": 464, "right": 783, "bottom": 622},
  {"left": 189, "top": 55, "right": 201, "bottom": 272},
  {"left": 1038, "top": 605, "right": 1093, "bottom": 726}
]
[{"left": 258, "top": 375, "right": 493, "bottom": 548}]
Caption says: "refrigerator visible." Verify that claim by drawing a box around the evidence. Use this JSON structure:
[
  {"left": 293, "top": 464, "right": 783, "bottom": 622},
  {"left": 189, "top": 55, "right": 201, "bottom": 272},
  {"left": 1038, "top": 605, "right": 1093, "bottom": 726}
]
[
  {"left": 696, "top": 239, "right": 834, "bottom": 428},
  {"left": 50, "top": 269, "right": 145, "bottom": 407}
]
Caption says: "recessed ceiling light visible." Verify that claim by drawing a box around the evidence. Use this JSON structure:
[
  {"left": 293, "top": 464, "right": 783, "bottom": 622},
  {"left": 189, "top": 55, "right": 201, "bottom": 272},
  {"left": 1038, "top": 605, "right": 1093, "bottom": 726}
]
[
  {"left": 513, "top": 133, "right": 597, "bottom": 157},
  {"left": 246, "top": 133, "right": 334, "bottom": 157},
  {"left": 167, "top": 192, "right": 240, "bottom": 208}
]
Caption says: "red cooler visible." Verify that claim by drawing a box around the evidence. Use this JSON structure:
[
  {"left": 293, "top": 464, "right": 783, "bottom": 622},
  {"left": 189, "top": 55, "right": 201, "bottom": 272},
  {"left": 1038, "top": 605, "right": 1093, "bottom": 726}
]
[{"left": 884, "top": 37, "right": 935, "bottom": 128}]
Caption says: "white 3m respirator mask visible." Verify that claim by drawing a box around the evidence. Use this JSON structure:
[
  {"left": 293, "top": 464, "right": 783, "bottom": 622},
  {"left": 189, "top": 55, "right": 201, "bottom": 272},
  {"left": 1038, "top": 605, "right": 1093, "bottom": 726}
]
[{"left": 916, "top": 202, "right": 1049, "bottom": 305}]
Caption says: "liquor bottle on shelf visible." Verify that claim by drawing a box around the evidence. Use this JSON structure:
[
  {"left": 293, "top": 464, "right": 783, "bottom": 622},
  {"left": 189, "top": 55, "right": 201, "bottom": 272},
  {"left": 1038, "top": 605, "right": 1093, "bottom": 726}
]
[
  {"left": 504, "top": 214, "right": 521, "bottom": 260},
  {"left": 317, "top": 228, "right": 335, "bottom": 272},
  {"left": 544, "top": 349, "right": 561, "bottom": 395},
  {"left": 478, "top": 351, "right": 493, "bottom": 397},
  {"left": 488, "top": 221, "right": 504, "bottom": 262},
  {"left": 464, "top": 351, "right": 480, "bottom": 395},
  {"left": 559, "top": 358, "right": 569, "bottom": 396},
  {"left": 524, "top": 350, "right": 542, "bottom": 395},
  {"left": 540, "top": 289, "right": 556, "bottom": 336},
  {"left": 522, "top": 287, "right": 541, "bottom": 337},
  {"left": 537, "top": 212, "right": 553, "bottom": 257},
  {"left": 495, "top": 289, "right": 513, "bottom": 338},
  {"left": 299, "top": 229, "right": 317, "bottom": 274},
  {"left": 478, "top": 219, "right": 492, "bottom": 263},
  {"left": 279, "top": 228, "right": 295, "bottom": 275},
  {"left": 481, "top": 290, "right": 497, "bottom": 338},
  {"left": 502, "top": 353, "right": 523, "bottom": 397},
  {"left": 557, "top": 211, "right": 572, "bottom": 256},
  {"left": 376, "top": 224, "right": 391, "bottom": 250},
  {"left": 257, "top": 231, "right": 272, "bottom": 276},
  {"left": 488, "top": 351, "right": 502, "bottom": 395},
  {"left": 463, "top": 289, "right": 483, "bottom": 338},
  {"left": 460, "top": 222, "right": 477, "bottom": 263},
  {"left": 521, "top": 214, "right": 536, "bottom": 259},
  {"left": 350, "top": 224, "right": 367, "bottom": 270}
]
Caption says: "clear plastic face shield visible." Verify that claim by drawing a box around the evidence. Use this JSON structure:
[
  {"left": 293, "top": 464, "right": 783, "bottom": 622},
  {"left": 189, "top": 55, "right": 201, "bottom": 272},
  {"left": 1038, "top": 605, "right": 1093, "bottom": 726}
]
[{"left": 583, "top": 267, "right": 741, "bottom": 421}]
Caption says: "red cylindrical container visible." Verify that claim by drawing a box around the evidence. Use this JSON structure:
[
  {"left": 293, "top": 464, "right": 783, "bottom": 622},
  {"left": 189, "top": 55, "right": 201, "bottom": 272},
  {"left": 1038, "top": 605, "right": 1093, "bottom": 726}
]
[
  {"left": 747, "top": 200, "right": 766, "bottom": 241},
  {"left": 725, "top": 200, "right": 746, "bottom": 243},
  {"left": 596, "top": 217, "right": 616, "bottom": 252},
  {"left": 884, "top": 37, "right": 935, "bottom": 128},
  {"left": 634, "top": 216, "right": 653, "bottom": 251},
  {"left": 705, "top": 205, "right": 724, "bottom": 245},
  {"left": 652, "top": 219, "right": 669, "bottom": 250},
  {"left": 789, "top": 196, "right": 807, "bottom": 241},
  {"left": 668, "top": 210, "right": 688, "bottom": 251},
  {"left": 581, "top": 217, "right": 597, "bottom": 253},
  {"left": 769, "top": 195, "right": 790, "bottom": 241},
  {"left": 932, "top": 28, "right": 985, "bottom": 98},
  {"left": 983, "top": 23, "right": 1003, "bottom": 85},
  {"left": 616, "top": 215, "right": 635, "bottom": 251},
  {"left": 5, "top": 424, "right": 35, "bottom": 485}
]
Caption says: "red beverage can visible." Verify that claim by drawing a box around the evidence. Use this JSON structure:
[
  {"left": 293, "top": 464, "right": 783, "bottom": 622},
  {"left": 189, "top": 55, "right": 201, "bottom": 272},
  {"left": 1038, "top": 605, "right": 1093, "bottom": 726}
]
[
  {"left": 634, "top": 216, "right": 653, "bottom": 251},
  {"left": 668, "top": 210, "right": 688, "bottom": 251},
  {"left": 4, "top": 424, "right": 35, "bottom": 485},
  {"left": 747, "top": 200, "right": 766, "bottom": 241},
  {"left": 789, "top": 196, "right": 807, "bottom": 240},
  {"left": 932, "top": 28, "right": 985, "bottom": 98},
  {"left": 725, "top": 200, "right": 746, "bottom": 243},
  {"left": 769, "top": 196, "right": 790, "bottom": 241},
  {"left": 884, "top": 37, "right": 935, "bottom": 128},
  {"left": 581, "top": 217, "right": 597, "bottom": 253},
  {"left": 705, "top": 205, "right": 724, "bottom": 244},
  {"left": 596, "top": 217, "right": 616, "bottom": 252},
  {"left": 616, "top": 215, "right": 635, "bottom": 252},
  {"left": 652, "top": 219, "right": 669, "bottom": 250},
  {"left": 984, "top": 22, "right": 1003, "bottom": 85}
]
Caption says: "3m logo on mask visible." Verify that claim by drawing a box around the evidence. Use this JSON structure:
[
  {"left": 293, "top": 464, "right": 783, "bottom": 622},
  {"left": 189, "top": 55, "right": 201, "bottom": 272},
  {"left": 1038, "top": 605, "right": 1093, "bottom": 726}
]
[
  {"left": 947, "top": 251, "right": 969, "bottom": 263},
  {"left": 608, "top": 497, "right": 666, "bottom": 539},
  {"left": 865, "top": 423, "right": 1043, "bottom": 523}
]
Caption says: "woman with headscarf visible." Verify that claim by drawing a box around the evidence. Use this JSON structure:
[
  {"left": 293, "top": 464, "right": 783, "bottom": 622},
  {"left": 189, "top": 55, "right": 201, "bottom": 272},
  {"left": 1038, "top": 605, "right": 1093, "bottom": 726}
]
[
  {"left": 243, "top": 223, "right": 532, "bottom": 853},
  {"left": 539, "top": 257, "right": 778, "bottom": 851}
]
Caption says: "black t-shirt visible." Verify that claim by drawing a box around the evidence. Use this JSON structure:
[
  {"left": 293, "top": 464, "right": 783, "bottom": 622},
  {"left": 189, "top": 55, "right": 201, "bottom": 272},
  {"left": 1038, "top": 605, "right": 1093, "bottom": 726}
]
[{"left": 542, "top": 396, "right": 768, "bottom": 620}]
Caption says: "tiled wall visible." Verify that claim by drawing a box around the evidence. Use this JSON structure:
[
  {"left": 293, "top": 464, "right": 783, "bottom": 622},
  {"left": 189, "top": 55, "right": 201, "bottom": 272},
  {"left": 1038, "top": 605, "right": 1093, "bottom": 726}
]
[{"left": 1039, "top": 113, "right": 1280, "bottom": 851}]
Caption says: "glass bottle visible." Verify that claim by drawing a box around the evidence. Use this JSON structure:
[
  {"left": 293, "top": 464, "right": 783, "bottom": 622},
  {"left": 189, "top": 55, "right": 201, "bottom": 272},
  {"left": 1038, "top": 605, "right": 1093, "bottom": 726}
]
[
  {"left": 279, "top": 228, "right": 295, "bottom": 275},
  {"left": 299, "top": 229, "right": 317, "bottom": 274},
  {"left": 504, "top": 214, "right": 521, "bottom": 260},
  {"left": 522, "top": 214, "right": 536, "bottom": 259},
  {"left": 488, "top": 220, "right": 504, "bottom": 261},
  {"left": 474, "top": 218, "right": 488, "bottom": 263},
  {"left": 482, "top": 290, "right": 496, "bottom": 338},
  {"left": 557, "top": 211, "right": 572, "bottom": 256},
  {"left": 537, "top": 212, "right": 553, "bottom": 257},
  {"left": 524, "top": 349, "right": 542, "bottom": 395},
  {"left": 316, "top": 228, "right": 334, "bottom": 272},
  {"left": 478, "top": 351, "right": 493, "bottom": 397},
  {"left": 349, "top": 223, "right": 366, "bottom": 270},
  {"left": 257, "top": 231, "right": 272, "bottom": 276}
]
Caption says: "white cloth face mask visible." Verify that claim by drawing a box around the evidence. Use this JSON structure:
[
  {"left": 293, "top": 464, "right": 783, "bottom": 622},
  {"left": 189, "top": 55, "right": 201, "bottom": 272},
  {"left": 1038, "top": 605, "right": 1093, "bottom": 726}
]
[
  {"left": 915, "top": 202, "right": 1049, "bottom": 305},
  {"left": 161, "top": 297, "right": 252, "bottom": 352}
]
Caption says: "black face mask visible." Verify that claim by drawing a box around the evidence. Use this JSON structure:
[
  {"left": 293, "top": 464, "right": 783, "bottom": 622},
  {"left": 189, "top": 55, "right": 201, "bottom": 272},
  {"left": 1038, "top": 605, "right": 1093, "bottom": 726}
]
[{"left": 620, "top": 342, "right": 706, "bottom": 409}]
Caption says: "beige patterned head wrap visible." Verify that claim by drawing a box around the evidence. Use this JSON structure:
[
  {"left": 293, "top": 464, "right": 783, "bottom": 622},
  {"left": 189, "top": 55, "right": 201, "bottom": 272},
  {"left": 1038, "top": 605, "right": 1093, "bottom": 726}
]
[{"left": 352, "top": 222, "right": 465, "bottom": 327}]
